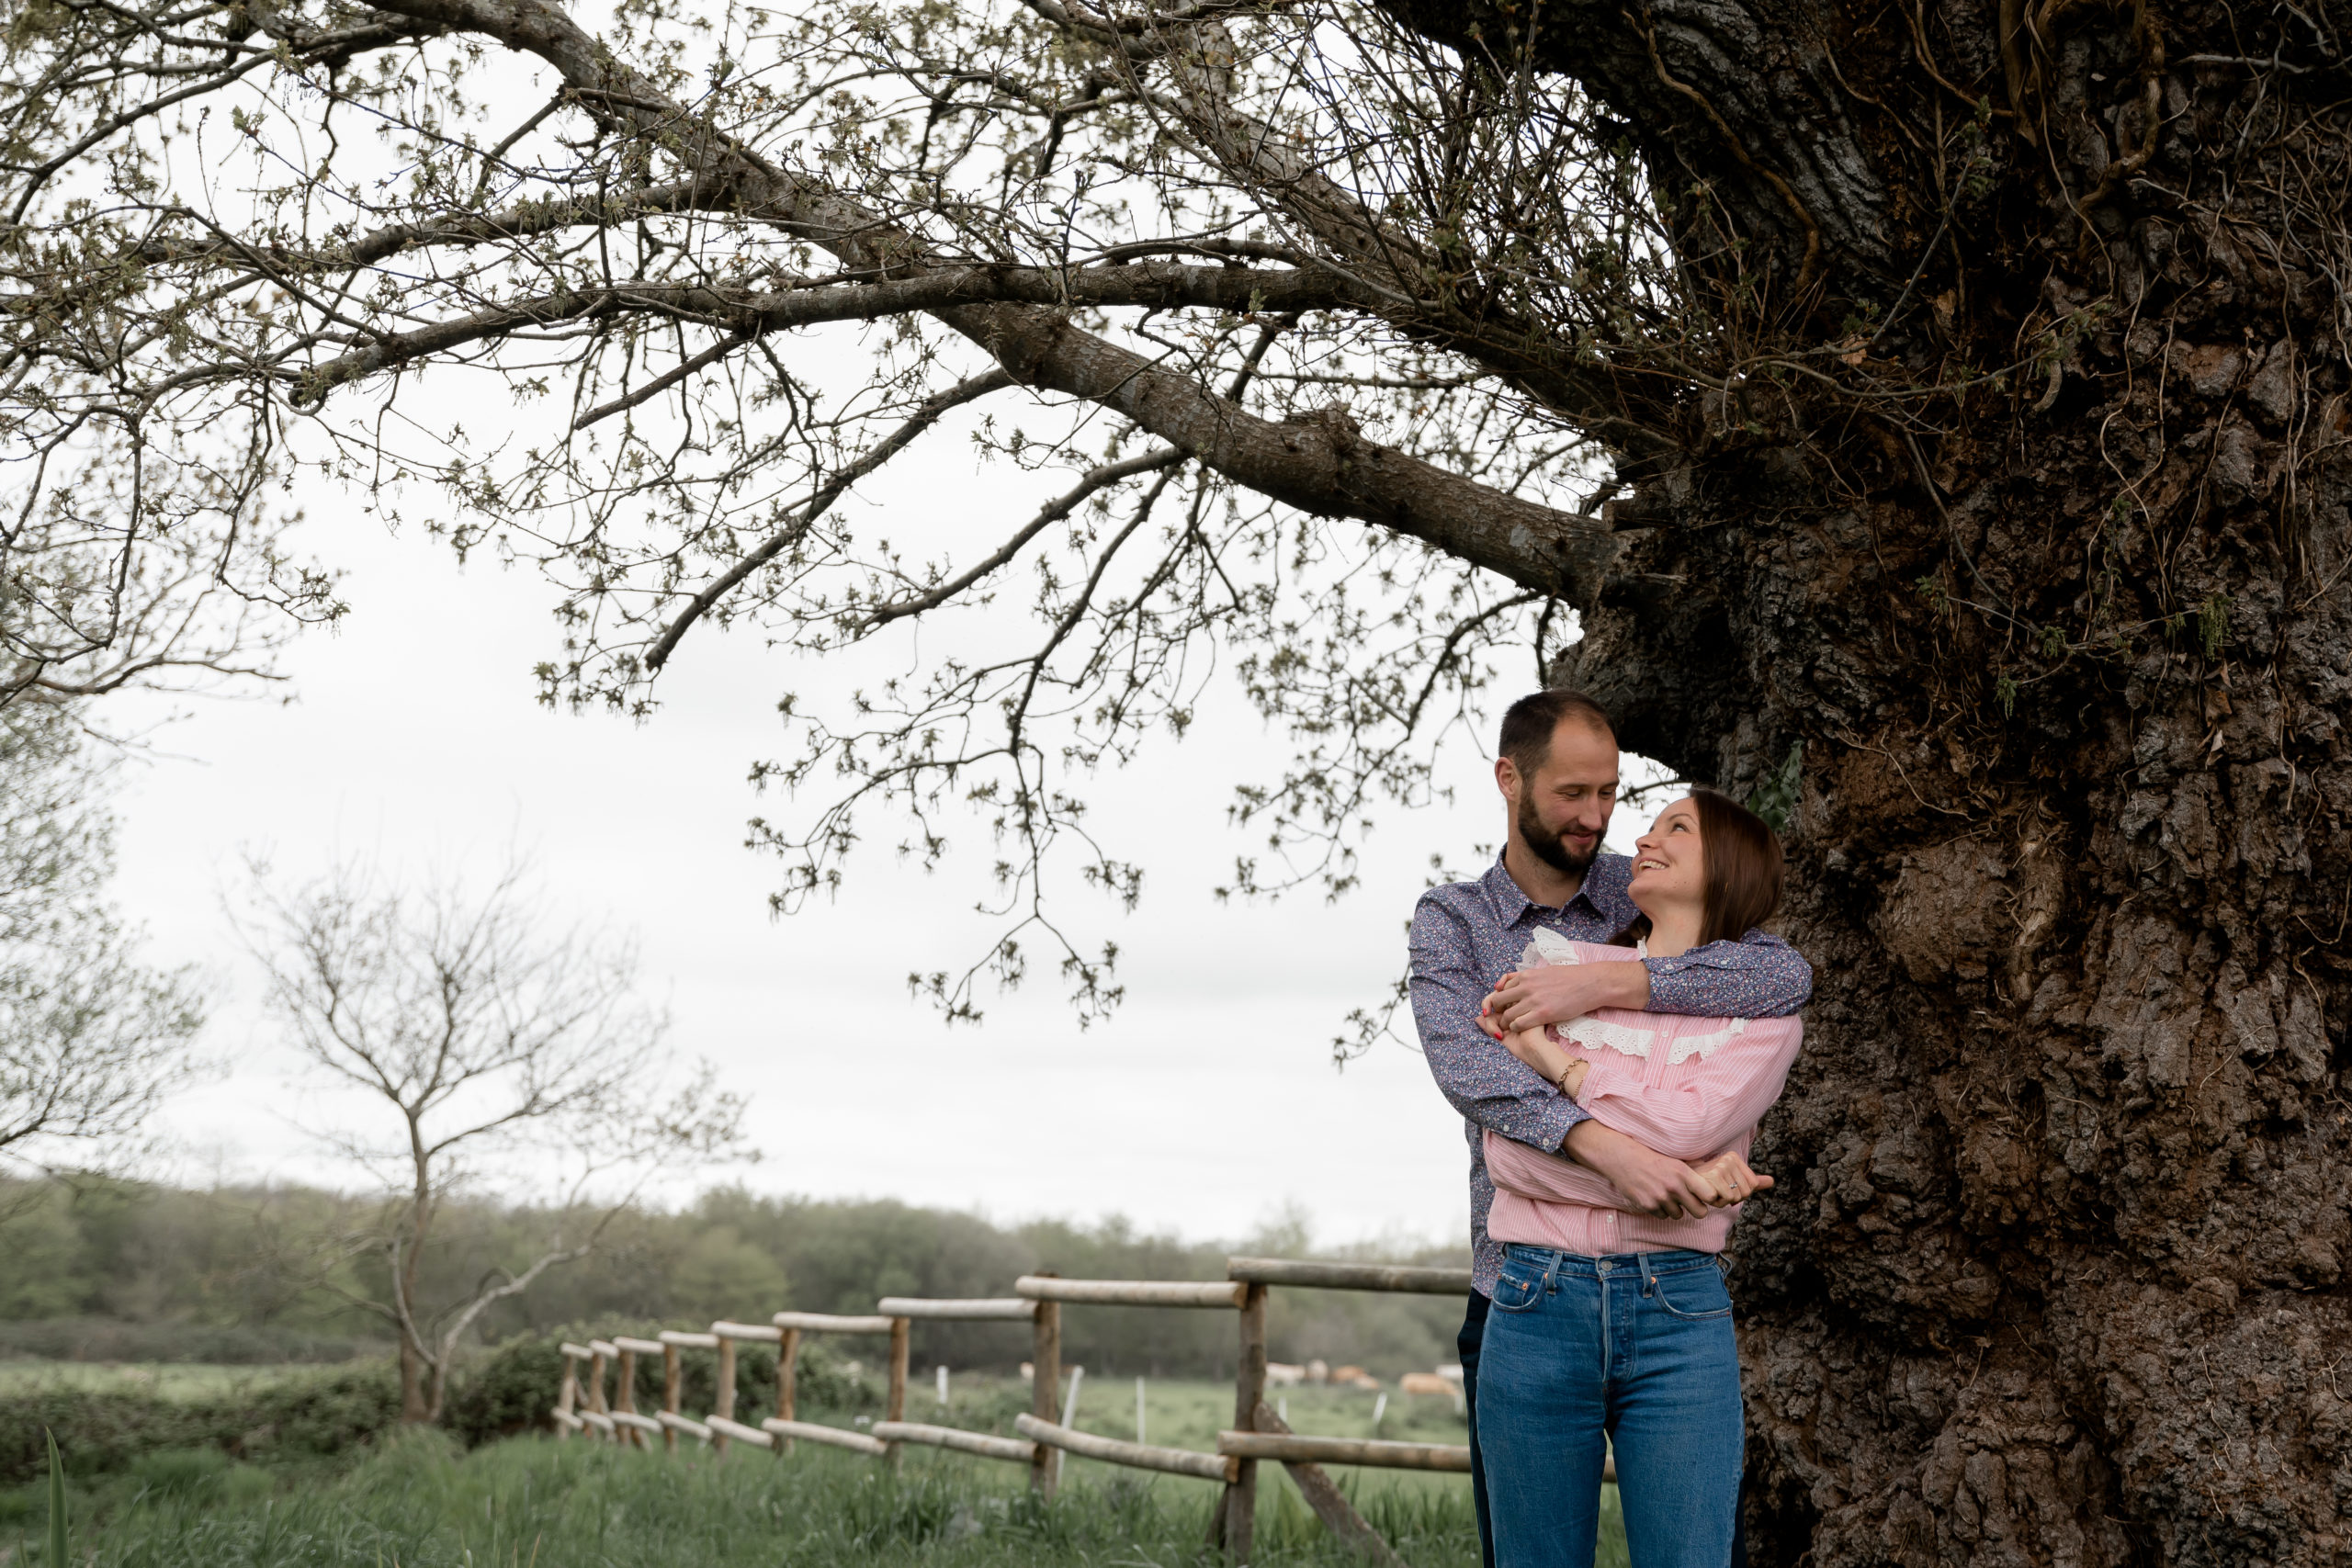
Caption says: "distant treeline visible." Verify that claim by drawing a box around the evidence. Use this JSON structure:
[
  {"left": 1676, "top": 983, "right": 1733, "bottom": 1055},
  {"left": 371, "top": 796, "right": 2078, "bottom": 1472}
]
[{"left": 0, "top": 1179, "right": 1469, "bottom": 1379}]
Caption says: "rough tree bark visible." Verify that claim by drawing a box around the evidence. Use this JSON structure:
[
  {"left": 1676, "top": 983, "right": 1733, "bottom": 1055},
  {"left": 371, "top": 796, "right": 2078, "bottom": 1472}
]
[{"left": 1385, "top": 2, "right": 2352, "bottom": 1563}]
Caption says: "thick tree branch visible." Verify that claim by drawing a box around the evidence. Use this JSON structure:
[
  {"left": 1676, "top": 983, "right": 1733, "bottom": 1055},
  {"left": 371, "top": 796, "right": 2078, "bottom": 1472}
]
[
  {"left": 1373, "top": 0, "right": 1896, "bottom": 286},
  {"left": 356, "top": 0, "right": 1629, "bottom": 602},
  {"left": 296, "top": 260, "right": 1363, "bottom": 403}
]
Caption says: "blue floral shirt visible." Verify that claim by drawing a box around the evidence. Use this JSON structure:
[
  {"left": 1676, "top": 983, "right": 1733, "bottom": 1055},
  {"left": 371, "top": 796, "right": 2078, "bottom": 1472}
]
[{"left": 1408, "top": 855, "right": 1814, "bottom": 1293}]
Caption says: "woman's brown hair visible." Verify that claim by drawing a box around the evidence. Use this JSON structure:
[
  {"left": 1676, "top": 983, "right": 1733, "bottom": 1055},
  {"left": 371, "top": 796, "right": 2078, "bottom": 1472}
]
[
  {"left": 1690, "top": 791, "right": 1784, "bottom": 946},
  {"left": 1613, "top": 791, "right": 1785, "bottom": 948}
]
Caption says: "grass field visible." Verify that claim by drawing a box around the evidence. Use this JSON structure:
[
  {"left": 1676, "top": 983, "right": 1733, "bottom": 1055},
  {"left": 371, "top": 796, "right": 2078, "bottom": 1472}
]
[{"left": 4, "top": 1371, "right": 1630, "bottom": 1566}]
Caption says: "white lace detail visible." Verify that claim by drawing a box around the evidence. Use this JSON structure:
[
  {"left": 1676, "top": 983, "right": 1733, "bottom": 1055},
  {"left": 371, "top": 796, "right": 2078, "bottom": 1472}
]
[
  {"left": 1521, "top": 930, "right": 1746, "bottom": 1064},
  {"left": 1555, "top": 1014, "right": 1658, "bottom": 1060},
  {"left": 1666, "top": 1017, "right": 1747, "bottom": 1064},
  {"left": 1518, "top": 929, "right": 1648, "bottom": 966},
  {"left": 1521, "top": 928, "right": 1581, "bottom": 967}
]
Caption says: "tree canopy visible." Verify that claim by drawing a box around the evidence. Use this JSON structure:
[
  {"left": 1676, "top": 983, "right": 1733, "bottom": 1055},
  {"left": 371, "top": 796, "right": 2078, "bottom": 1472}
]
[
  {"left": 0, "top": 0, "right": 1748, "bottom": 1016},
  {"left": 0, "top": 706, "right": 204, "bottom": 1184}
]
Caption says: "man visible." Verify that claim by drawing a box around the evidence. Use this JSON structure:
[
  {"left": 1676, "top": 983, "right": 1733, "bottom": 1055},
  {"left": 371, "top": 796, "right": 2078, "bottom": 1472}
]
[{"left": 1410, "top": 688, "right": 1812, "bottom": 1568}]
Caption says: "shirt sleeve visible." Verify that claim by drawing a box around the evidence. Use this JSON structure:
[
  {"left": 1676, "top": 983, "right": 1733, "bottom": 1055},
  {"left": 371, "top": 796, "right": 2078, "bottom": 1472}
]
[
  {"left": 1574, "top": 1017, "right": 1804, "bottom": 1159},
  {"left": 1641, "top": 927, "right": 1813, "bottom": 1019},
  {"left": 1483, "top": 1126, "right": 1639, "bottom": 1209},
  {"left": 1409, "top": 894, "right": 1589, "bottom": 1153}
]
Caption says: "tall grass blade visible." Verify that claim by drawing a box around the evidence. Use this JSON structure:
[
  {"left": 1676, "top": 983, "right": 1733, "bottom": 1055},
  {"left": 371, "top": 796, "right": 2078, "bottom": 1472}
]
[{"left": 45, "top": 1426, "right": 67, "bottom": 1568}]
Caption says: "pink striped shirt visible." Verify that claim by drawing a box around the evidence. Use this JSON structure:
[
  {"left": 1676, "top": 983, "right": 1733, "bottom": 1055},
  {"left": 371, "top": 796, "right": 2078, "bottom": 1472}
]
[{"left": 1484, "top": 937, "right": 1803, "bottom": 1257}]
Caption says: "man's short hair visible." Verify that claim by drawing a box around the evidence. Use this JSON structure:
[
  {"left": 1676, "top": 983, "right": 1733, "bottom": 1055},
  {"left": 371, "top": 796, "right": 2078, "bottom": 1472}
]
[{"left": 1498, "top": 689, "right": 1616, "bottom": 776}]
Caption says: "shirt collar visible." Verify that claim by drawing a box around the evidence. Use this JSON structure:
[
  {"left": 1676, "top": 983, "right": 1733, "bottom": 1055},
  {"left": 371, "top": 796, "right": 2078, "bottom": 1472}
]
[{"left": 1481, "top": 852, "right": 1626, "bottom": 926}]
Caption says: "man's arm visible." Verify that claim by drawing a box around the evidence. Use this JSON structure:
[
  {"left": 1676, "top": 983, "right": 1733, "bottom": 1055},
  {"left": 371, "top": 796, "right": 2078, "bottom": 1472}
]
[
  {"left": 1408, "top": 893, "right": 1589, "bottom": 1152},
  {"left": 1642, "top": 928, "right": 1813, "bottom": 1019},
  {"left": 1487, "top": 1122, "right": 1770, "bottom": 1221},
  {"left": 1487, "top": 928, "right": 1814, "bottom": 1032}
]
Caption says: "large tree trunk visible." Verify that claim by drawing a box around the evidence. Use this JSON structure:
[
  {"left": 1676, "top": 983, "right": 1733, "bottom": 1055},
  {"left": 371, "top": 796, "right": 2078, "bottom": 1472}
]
[{"left": 1388, "top": 1, "right": 2352, "bottom": 1562}]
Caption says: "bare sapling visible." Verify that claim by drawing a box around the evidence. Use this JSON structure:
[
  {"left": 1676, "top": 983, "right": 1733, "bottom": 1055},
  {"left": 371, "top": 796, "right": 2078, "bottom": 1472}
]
[{"left": 235, "top": 856, "right": 751, "bottom": 1422}]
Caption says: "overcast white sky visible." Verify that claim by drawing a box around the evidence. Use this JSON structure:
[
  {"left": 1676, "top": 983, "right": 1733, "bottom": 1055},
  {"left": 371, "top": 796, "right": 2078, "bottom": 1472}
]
[{"left": 100, "top": 358, "right": 1653, "bottom": 1257}]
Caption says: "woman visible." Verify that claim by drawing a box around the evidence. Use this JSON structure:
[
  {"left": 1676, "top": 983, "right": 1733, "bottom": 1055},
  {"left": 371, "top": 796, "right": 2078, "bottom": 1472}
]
[{"left": 1474, "top": 791, "right": 1801, "bottom": 1568}]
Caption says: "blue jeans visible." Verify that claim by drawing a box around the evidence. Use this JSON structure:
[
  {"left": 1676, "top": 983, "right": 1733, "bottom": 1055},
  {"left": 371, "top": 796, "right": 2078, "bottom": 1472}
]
[{"left": 1476, "top": 1246, "right": 1744, "bottom": 1568}]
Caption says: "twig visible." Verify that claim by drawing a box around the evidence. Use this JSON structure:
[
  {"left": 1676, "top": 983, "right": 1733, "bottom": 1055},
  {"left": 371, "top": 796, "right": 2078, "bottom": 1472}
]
[
  {"left": 859, "top": 447, "right": 1187, "bottom": 630},
  {"left": 643, "top": 368, "right": 1013, "bottom": 671}
]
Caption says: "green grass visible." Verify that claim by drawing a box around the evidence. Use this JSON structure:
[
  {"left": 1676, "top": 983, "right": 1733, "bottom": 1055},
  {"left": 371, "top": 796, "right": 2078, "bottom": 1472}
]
[
  {"left": 6, "top": 1373, "right": 1628, "bottom": 1567},
  {"left": 0, "top": 1363, "right": 321, "bottom": 1402}
]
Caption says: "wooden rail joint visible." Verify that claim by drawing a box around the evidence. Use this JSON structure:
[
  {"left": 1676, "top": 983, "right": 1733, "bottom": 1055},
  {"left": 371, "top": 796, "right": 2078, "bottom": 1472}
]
[{"left": 1013, "top": 1414, "right": 1238, "bottom": 1483}]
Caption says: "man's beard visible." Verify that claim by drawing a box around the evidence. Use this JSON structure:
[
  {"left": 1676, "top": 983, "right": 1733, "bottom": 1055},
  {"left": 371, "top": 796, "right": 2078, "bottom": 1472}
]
[{"left": 1517, "top": 785, "right": 1599, "bottom": 877}]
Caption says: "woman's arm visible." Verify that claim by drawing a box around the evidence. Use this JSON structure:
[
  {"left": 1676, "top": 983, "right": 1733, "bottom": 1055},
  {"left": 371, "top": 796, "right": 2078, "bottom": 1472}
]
[
  {"left": 1569, "top": 1017, "right": 1804, "bottom": 1159},
  {"left": 1494, "top": 1021, "right": 1589, "bottom": 1096}
]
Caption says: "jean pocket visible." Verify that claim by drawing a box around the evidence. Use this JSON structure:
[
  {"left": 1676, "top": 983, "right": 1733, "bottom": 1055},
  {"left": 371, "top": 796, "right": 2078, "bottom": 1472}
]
[
  {"left": 1648, "top": 1268, "right": 1734, "bottom": 1322},
  {"left": 1490, "top": 1263, "right": 1546, "bottom": 1314}
]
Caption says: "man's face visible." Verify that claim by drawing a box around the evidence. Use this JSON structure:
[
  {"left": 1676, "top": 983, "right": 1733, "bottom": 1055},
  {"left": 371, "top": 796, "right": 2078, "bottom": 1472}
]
[{"left": 1500, "top": 720, "right": 1619, "bottom": 876}]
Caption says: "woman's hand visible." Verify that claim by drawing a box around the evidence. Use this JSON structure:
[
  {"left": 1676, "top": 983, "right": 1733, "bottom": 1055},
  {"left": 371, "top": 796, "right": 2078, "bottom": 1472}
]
[
  {"left": 1688, "top": 1151, "right": 1774, "bottom": 1206},
  {"left": 1476, "top": 996, "right": 1507, "bottom": 1041}
]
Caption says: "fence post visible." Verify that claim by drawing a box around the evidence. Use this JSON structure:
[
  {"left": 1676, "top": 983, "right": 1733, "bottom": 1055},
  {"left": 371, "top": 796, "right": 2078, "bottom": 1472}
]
[
  {"left": 713, "top": 1334, "right": 738, "bottom": 1459},
  {"left": 776, "top": 1327, "right": 800, "bottom": 1456},
  {"left": 586, "top": 1346, "right": 611, "bottom": 1443},
  {"left": 1224, "top": 1282, "right": 1269, "bottom": 1561},
  {"left": 1029, "top": 1299, "right": 1061, "bottom": 1498},
  {"left": 885, "top": 1316, "right": 910, "bottom": 1470},
  {"left": 615, "top": 1346, "right": 641, "bottom": 1450},
  {"left": 1056, "top": 1365, "right": 1087, "bottom": 1488},
  {"left": 556, "top": 1351, "right": 579, "bottom": 1440},
  {"left": 662, "top": 1344, "right": 682, "bottom": 1455}
]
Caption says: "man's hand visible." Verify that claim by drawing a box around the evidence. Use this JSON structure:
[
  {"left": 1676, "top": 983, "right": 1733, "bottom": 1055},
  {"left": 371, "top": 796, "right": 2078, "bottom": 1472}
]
[
  {"left": 1487, "top": 961, "right": 1649, "bottom": 1032},
  {"left": 1561, "top": 1122, "right": 1768, "bottom": 1221}
]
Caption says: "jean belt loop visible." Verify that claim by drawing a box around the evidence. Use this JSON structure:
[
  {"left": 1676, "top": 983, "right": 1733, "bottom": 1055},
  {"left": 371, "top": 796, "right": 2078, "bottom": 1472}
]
[
  {"left": 1637, "top": 1251, "right": 1656, "bottom": 1294},
  {"left": 1543, "top": 1248, "right": 1563, "bottom": 1293}
]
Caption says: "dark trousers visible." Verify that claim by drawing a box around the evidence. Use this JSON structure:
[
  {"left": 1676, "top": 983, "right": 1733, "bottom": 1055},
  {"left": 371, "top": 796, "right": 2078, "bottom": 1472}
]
[
  {"left": 1459, "top": 1290, "right": 1499, "bottom": 1568},
  {"left": 1459, "top": 1289, "right": 1748, "bottom": 1568}
]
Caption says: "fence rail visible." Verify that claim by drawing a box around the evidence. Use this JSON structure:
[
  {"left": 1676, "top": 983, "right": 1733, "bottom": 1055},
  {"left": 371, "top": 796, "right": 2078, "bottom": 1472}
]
[
  {"left": 551, "top": 1255, "right": 1508, "bottom": 1562},
  {"left": 1016, "top": 1413, "right": 1239, "bottom": 1483}
]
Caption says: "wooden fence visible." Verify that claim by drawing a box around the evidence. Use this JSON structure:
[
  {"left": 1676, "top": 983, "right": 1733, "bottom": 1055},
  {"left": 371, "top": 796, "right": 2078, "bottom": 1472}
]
[{"left": 548, "top": 1254, "right": 1594, "bottom": 1563}]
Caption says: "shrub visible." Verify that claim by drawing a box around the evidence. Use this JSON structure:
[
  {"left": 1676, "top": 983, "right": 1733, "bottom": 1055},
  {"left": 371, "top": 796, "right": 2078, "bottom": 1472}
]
[
  {"left": 0, "top": 1318, "right": 379, "bottom": 1365},
  {"left": 0, "top": 1363, "right": 401, "bottom": 1485}
]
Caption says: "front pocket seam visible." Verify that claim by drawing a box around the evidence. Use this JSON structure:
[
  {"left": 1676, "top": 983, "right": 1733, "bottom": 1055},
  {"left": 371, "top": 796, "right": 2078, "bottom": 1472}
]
[
  {"left": 1649, "top": 1279, "right": 1733, "bottom": 1321},
  {"left": 1490, "top": 1278, "right": 1544, "bottom": 1314}
]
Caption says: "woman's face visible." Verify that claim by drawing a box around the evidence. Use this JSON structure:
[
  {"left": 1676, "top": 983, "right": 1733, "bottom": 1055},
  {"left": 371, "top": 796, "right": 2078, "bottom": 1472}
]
[{"left": 1628, "top": 798, "right": 1706, "bottom": 910}]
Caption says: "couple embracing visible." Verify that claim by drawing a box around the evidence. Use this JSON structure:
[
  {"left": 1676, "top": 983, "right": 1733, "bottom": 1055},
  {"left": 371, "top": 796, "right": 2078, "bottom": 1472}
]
[{"left": 1411, "top": 690, "right": 1812, "bottom": 1568}]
